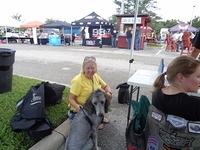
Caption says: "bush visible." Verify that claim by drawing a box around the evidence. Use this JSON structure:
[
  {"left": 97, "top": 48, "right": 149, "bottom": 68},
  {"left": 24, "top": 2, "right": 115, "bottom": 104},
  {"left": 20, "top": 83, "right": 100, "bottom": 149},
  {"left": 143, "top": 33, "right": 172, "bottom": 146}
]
[{"left": 0, "top": 75, "right": 69, "bottom": 150}]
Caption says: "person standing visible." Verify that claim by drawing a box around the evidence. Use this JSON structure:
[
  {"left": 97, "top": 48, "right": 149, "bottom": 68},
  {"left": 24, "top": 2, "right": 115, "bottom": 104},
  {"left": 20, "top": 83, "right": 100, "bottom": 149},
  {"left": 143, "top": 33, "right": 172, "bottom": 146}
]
[
  {"left": 126, "top": 27, "right": 132, "bottom": 49},
  {"left": 81, "top": 27, "right": 86, "bottom": 46},
  {"left": 111, "top": 28, "right": 118, "bottom": 48},
  {"left": 191, "top": 32, "right": 200, "bottom": 59},
  {"left": 134, "top": 26, "right": 141, "bottom": 50},
  {"left": 71, "top": 33, "right": 75, "bottom": 46},
  {"left": 181, "top": 30, "right": 191, "bottom": 54}
]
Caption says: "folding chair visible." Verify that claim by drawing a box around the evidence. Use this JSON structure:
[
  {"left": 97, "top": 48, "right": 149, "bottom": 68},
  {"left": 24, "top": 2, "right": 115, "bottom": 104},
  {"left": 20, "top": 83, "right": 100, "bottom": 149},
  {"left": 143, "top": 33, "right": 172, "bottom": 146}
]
[{"left": 146, "top": 105, "right": 200, "bottom": 149}]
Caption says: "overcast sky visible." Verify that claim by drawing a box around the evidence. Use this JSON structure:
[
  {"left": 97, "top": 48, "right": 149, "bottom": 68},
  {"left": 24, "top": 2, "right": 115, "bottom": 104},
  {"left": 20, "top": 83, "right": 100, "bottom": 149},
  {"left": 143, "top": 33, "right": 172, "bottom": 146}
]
[{"left": 0, "top": 0, "right": 199, "bottom": 26}]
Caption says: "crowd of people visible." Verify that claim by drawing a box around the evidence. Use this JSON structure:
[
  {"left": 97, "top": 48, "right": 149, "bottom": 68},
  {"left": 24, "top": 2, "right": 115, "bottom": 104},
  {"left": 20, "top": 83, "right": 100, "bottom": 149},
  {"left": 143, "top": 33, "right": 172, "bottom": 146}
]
[{"left": 165, "top": 30, "right": 196, "bottom": 54}]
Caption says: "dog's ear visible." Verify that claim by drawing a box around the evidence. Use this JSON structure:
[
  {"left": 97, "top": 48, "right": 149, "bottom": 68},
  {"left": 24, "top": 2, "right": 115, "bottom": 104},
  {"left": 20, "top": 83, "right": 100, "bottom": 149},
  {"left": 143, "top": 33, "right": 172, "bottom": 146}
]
[{"left": 83, "top": 93, "right": 95, "bottom": 114}]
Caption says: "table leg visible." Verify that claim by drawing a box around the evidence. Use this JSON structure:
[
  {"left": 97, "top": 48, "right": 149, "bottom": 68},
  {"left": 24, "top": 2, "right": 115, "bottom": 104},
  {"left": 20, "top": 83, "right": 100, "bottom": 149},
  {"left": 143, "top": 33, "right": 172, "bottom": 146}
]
[{"left": 126, "top": 85, "right": 140, "bottom": 127}]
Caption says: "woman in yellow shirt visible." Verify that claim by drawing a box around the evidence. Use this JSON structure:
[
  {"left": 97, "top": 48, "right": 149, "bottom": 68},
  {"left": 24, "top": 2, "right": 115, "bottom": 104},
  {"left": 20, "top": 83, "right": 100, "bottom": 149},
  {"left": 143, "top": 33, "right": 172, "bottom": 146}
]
[{"left": 68, "top": 56, "right": 112, "bottom": 124}]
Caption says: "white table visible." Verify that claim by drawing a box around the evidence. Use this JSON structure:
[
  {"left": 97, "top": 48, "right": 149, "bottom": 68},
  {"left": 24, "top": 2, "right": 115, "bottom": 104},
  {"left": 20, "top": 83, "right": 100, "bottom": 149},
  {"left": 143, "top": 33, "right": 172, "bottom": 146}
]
[
  {"left": 127, "top": 69, "right": 159, "bottom": 101},
  {"left": 127, "top": 69, "right": 159, "bottom": 87},
  {"left": 126, "top": 69, "right": 159, "bottom": 126}
]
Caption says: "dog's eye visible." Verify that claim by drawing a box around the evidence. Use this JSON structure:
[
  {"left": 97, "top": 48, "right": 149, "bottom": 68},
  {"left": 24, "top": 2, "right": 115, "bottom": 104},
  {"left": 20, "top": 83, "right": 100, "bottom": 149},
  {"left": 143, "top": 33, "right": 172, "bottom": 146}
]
[
  {"left": 94, "top": 102, "right": 97, "bottom": 105},
  {"left": 101, "top": 101, "right": 104, "bottom": 104}
]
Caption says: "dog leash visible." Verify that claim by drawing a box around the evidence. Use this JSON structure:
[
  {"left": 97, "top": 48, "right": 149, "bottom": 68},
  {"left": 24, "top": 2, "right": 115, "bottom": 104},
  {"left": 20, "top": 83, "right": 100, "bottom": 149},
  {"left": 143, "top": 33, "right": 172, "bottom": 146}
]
[{"left": 80, "top": 106, "right": 93, "bottom": 127}]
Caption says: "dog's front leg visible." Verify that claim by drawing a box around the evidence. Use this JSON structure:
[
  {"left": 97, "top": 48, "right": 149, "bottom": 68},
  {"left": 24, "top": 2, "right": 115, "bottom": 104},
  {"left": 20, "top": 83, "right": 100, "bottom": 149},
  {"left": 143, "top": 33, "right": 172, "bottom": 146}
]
[{"left": 91, "top": 127, "right": 101, "bottom": 150}]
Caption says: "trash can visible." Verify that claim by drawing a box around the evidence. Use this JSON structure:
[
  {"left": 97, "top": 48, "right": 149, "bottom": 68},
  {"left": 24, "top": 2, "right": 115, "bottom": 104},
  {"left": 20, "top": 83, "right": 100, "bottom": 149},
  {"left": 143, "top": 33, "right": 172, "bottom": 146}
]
[{"left": 0, "top": 48, "right": 16, "bottom": 93}]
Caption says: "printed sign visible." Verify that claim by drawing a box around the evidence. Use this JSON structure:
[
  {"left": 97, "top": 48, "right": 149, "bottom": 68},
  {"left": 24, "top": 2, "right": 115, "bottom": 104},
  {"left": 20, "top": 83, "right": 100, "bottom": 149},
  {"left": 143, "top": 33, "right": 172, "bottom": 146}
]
[{"left": 121, "top": 17, "right": 141, "bottom": 24}]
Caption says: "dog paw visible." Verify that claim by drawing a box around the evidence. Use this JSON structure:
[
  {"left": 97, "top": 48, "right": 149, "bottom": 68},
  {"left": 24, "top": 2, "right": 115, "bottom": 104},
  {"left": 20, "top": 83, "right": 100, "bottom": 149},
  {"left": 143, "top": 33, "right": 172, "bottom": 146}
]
[{"left": 95, "top": 146, "right": 101, "bottom": 150}]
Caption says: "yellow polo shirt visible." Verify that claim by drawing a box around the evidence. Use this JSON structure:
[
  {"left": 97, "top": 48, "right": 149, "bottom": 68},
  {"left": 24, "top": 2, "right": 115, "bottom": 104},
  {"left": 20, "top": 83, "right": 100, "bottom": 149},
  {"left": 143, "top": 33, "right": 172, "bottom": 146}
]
[{"left": 70, "top": 73, "right": 107, "bottom": 111}]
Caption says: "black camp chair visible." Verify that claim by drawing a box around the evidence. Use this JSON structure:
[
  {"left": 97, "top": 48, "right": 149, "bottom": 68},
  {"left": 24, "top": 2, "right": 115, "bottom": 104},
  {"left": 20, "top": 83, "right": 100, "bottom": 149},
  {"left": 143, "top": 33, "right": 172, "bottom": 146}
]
[{"left": 125, "top": 95, "right": 150, "bottom": 150}]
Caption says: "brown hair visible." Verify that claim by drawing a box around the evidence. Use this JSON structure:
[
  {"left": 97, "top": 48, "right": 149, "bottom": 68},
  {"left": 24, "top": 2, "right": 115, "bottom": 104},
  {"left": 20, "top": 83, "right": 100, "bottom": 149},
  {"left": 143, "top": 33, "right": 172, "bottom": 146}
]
[{"left": 153, "top": 56, "right": 200, "bottom": 90}]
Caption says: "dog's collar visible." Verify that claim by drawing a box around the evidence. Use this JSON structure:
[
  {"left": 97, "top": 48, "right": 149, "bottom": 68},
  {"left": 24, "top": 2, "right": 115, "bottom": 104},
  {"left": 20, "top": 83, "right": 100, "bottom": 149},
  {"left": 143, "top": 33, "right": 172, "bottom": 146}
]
[{"left": 80, "top": 107, "right": 93, "bottom": 127}]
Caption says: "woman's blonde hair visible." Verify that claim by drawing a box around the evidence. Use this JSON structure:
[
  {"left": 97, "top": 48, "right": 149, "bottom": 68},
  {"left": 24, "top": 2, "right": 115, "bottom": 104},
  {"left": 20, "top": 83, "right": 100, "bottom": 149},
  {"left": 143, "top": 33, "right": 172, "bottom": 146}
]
[
  {"left": 82, "top": 56, "right": 97, "bottom": 73},
  {"left": 153, "top": 56, "right": 200, "bottom": 90}
]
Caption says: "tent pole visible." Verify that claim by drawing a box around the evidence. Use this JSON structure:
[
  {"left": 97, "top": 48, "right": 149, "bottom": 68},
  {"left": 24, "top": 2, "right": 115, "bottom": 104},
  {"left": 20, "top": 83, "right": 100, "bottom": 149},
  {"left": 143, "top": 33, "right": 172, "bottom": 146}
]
[
  {"left": 99, "top": 24, "right": 102, "bottom": 48},
  {"left": 128, "top": 0, "right": 140, "bottom": 78},
  {"left": 5, "top": 26, "right": 8, "bottom": 44},
  {"left": 71, "top": 25, "right": 72, "bottom": 44}
]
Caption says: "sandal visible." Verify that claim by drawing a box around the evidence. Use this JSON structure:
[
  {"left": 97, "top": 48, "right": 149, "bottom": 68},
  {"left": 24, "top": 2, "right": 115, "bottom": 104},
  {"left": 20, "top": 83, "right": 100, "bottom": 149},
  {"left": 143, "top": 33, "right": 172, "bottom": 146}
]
[{"left": 98, "top": 123, "right": 105, "bottom": 130}]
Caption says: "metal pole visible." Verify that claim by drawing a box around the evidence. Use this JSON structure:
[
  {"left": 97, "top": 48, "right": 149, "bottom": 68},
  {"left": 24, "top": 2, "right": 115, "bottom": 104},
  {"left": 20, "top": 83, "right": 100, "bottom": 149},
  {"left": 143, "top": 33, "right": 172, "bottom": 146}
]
[
  {"left": 99, "top": 24, "right": 102, "bottom": 48},
  {"left": 70, "top": 25, "right": 72, "bottom": 42},
  {"left": 128, "top": 0, "right": 140, "bottom": 77},
  {"left": 190, "top": 5, "right": 195, "bottom": 26}
]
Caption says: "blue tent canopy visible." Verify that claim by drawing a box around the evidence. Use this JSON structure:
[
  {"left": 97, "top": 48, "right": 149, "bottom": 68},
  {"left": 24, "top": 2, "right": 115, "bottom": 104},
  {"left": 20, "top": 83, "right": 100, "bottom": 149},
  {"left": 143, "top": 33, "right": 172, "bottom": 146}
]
[{"left": 40, "top": 20, "right": 71, "bottom": 29}]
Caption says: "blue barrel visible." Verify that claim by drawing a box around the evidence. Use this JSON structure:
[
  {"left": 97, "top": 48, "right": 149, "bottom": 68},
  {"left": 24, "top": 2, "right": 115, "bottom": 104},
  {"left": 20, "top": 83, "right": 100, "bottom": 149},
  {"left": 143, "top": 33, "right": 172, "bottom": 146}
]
[{"left": 48, "top": 35, "right": 61, "bottom": 46}]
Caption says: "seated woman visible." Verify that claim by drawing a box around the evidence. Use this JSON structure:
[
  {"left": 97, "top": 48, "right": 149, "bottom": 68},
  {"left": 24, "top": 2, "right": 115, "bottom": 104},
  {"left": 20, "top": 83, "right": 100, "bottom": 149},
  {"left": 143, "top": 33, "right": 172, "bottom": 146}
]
[
  {"left": 152, "top": 55, "right": 200, "bottom": 121},
  {"left": 68, "top": 56, "right": 112, "bottom": 128}
]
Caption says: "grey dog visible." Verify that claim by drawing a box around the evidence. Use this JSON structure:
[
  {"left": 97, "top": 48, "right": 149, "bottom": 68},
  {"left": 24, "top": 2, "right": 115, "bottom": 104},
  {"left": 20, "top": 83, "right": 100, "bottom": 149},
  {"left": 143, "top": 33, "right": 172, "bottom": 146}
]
[{"left": 65, "top": 89, "right": 109, "bottom": 150}]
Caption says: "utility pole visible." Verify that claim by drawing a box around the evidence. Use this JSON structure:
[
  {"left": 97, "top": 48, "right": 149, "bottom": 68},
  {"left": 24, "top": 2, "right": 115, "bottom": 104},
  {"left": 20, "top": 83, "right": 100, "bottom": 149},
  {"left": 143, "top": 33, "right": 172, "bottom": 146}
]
[
  {"left": 128, "top": 0, "right": 140, "bottom": 77},
  {"left": 190, "top": 5, "right": 195, "bottom": 26}
]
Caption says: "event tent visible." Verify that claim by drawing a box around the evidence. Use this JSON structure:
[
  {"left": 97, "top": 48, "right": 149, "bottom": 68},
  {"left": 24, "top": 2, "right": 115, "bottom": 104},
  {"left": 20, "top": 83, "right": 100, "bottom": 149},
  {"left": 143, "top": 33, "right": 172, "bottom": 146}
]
[
  {"left": 40, "top": 20, "right": 76, "bottom": 35},
  {"left": 40, "top": 20, "right": 71, "bottom": 31},
  {"left": 71, "top": 12, "right": 112, "bottom": 27},
  {"left": 169, "top": 22, "right": 198, "bottom": 32},
  {"left": 20, "top": 21, "right": 43, "bottom": 28},
  {"left": 20, "top": 21, "right": 43, "bottom": 44}
]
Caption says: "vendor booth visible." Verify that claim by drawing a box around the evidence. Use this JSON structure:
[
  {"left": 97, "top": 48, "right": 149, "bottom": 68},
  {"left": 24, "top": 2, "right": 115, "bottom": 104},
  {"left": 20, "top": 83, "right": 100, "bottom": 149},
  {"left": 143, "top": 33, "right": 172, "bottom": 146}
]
[
  {"left": 20, "top": 21, "right": 44, "bottom": 45},
  {"left": 115, "top": 14, "right": 151, "bottom": 49},
  {"left": 71, "top": 12, "right": 113, "bottom": 46},
  {"left": 40, "top": 20, "right": 73, "bottom": 45}
]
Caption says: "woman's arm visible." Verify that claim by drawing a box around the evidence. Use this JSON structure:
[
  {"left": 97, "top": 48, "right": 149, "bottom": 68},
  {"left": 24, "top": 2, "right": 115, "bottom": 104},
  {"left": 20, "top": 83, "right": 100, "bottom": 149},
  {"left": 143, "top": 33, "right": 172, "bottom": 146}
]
[
  {"left": 69, "top": 93, "right": 81, "bottom": 112},
  {"left": 103, "top": 85, "right": 112, "bottom": 102}
]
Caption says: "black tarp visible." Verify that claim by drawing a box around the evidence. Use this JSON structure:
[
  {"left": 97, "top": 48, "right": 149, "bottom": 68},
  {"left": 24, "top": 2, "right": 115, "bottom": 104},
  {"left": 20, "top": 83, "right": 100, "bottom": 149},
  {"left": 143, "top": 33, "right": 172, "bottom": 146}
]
[{"left": 71, "top": 12, "right": 112, "bottom": 27}]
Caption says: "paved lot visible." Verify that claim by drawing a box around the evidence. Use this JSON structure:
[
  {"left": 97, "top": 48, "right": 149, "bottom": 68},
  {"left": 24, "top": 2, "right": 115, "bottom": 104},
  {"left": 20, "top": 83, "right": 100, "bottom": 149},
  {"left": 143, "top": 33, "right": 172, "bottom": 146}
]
[{"left": 0, "top": 44, "right": 179, "bottom": 150}]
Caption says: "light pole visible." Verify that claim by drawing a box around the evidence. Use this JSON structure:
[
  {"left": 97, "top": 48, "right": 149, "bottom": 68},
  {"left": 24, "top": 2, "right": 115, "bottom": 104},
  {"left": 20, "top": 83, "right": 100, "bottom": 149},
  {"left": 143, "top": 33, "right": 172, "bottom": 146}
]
[{"left": 190, "top": 5, "right": 195, "bottom": 26}]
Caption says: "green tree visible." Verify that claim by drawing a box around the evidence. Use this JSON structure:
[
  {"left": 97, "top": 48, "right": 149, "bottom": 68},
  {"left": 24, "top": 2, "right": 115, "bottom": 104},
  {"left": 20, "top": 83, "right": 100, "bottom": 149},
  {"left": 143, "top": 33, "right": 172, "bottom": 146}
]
[
  {"left": 12, "top": 13, "right": 22, "bottom": 22},
  {"left": 45, "top": 19, "right": 58, "bottom": 24},
  {"left": 11, "top": 13, "right": 23, "bottom": 32},
  {"left": 114, "top": 0, "right": 158, "bottom": 17},
  {"left": 150, "top": 19, "right": 178, "bottom": 34},
  {"left": 191, "top": 17, "right": 200, "bottom": 28}
]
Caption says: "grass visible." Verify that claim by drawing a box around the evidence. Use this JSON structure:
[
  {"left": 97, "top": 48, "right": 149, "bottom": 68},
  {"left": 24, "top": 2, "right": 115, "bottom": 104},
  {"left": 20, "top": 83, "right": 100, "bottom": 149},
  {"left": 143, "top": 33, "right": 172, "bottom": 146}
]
[{"left": 0, "top": 75, "right": 69, "bottom": 150}]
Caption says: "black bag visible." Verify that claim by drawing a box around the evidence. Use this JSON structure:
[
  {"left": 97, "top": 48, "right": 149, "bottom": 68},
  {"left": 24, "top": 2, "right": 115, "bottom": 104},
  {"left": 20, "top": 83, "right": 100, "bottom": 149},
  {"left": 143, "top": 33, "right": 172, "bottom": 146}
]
[
  {"left": 11, "top": 81, "right": 65, "bottom": 141},
  {"left": 27, "top": 118, "right": 53, "bottom": 142},
  {"left": 11, "top": 82, "right": 56, "bottom": 141},
  {"left": 43, "top": 82, "right": 65, "bottom": 106},
  {"left": 10, "top": 113, "right": 36, "bottom": 132},
  {"left": 116, "top": 82, "right": 130, "bottom": 104},
  {"left": 16, "top": 83, "right": 45, "bottom": 119}
]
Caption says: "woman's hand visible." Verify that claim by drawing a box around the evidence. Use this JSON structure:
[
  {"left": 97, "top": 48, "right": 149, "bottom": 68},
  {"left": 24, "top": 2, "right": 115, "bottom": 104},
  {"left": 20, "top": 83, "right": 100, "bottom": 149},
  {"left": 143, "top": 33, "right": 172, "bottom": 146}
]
[
  {"left": 75, "top": 104, "right": 81, "bottom": 112},
  {"left": 69, "top": 93, "right": 81, "bottom": 112},
  {"left": 106, "top": 91, "right": 112, "bottom": 99}
]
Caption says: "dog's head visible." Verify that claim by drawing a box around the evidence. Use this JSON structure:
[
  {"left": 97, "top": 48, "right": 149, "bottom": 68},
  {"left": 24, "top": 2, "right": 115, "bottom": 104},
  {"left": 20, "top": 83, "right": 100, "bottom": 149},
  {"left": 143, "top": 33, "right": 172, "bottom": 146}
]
[{"left": 84, "top": 89, "right": 108, "bottom": 117}]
